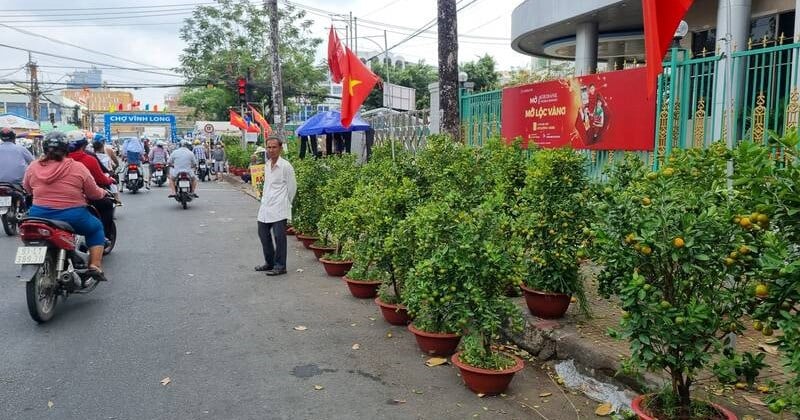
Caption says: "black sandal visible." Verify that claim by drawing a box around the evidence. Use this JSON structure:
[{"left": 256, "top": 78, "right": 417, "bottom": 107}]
[
  {"left": 254, "top": 265, "right": 273, "bottom": 272},
  {"left": 87, "top": 266, "right": 109, "bottom": 282}
]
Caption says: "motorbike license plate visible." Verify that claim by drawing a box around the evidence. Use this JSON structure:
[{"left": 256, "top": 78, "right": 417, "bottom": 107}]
[
  {"left": 0, "top": 196, "right": 11, "bottom": 207},
  {"left": 128, "top": 173, "right": 138, "bottom": 180},
  {"left": 155, "top": 171, "right": 163, "bottom": 177},
  {"left": 178, "top": 180, "right": 190, "bottom": 188},
  {"left": 14, "top": 247, "right": 47, "bottom": 265}
]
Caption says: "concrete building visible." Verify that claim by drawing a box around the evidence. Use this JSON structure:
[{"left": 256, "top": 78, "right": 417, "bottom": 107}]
[
  {"left": 65, "top": 67, "right": 102, "bottom": 89},
  {"left": 511, "top": 0, "right": 799, "bottom": 75}
]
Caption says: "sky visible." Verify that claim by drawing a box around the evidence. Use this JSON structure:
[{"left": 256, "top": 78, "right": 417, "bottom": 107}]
[{"left": 0, "top": 0, "right": 532, "bottom": 108}]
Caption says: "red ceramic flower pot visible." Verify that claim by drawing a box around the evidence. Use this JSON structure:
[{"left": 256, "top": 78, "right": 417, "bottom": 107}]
[
  {"left": 309, "top": 244, "right": 335, "bottom": 259},
  {"left": 631, "top": 395, "right": 738, "bottom": 420},
  {"left": 286, "top": 226, "right": 296, "bottom": 236},
  {"left": 343, "top": 277, "right": 381, "bottom": 299},
  {"left": 296, "top": 235, "right": 319, "bottom": 249},
  {"left": 520, "top": 284, "right": 571, "bottom": 319},
  {"left": 407, "top": 323, "right": 461, "bottom": 356},
  {"left": 319, "top": 258, "right": 353, "bottom": 277},
  {"left": 374, "top": 297, "right": 410, "bottom": 325},
  {"left": 451, "top": 352, "right": 524, "bottom": 395}
]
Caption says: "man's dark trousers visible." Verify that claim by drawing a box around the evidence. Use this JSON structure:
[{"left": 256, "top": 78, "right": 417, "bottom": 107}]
[{"left": 258, "top": 219, "right": 287, "bottom": 270}]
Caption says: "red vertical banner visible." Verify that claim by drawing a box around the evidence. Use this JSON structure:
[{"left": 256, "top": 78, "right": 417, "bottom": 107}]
[{"left": 501, "top": 68, "right": 655, "bottom": 151}]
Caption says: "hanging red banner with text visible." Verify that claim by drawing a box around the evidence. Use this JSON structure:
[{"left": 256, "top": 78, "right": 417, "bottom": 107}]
[{"left": 501, "top": 67, "right": 655, "bottom": 151}]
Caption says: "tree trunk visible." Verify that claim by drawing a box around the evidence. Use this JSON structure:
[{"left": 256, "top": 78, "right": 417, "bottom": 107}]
[
  {"left": 266, "top": 0, "right": 285, "bottom": 142},
  {"left": 437, "top": 0, "right": 460, "bottom": 142},
  {"left": 671, "top": 370, "right": 692, "bottom": 420}
]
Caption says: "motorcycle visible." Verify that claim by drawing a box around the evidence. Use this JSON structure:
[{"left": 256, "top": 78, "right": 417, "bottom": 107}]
[
  {"left": 0, "top": 182, "right": 28, "bottom": 236},
  {"left": 197, "top": 159, "right": 210, "bottom": 182},
  {"left": 174, "top": 171, "right": 194, "bottom": 209},
  {"left": 151, "top": 163, "right": 167, "bottom": 187},
  {"left": 125, "top": 163, "right": 144, "bottom": 193},
  {"left": 15, "top": 204, "right": 110, "bottom": 323}
]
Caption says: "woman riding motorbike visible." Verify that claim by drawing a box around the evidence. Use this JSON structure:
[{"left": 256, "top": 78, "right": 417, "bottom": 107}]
[{"left": 22, "top": 131, "right": 109, "bottom": 281}]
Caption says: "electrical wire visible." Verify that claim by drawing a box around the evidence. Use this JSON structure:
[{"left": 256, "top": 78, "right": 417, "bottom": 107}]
[
  {"left": 0, "top": 23, "right": 181, "bottom": 72},
  {"left": 2, "top": 10, "right": 194, "bottom": 24},
  {"left": 0, "top": 5, "right": 199, "bottom": 18},
  {"left": 0, "top": 43, "right": 184, "bottom": 78},
  {"left": 0, "top": 2, "right": 214, "bottom": 12}
]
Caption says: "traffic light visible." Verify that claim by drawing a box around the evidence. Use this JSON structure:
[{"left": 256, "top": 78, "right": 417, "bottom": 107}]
[{"left": 237, "top": 77, "right": 247, "bottom": 105}]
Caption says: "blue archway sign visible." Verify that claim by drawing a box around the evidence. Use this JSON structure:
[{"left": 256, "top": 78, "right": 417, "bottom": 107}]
[{"left": 103, "top": 113, "right": 178, "bottom": 142}]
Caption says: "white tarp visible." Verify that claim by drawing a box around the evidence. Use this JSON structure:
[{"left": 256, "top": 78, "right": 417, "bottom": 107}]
[{"left": 0, "top": 114, "right": 39, "bottom": 130}]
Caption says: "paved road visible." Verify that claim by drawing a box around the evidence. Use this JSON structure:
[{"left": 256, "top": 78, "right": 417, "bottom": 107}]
[{"left": 0, "top": 180, "right": 603, "bottom": 420}]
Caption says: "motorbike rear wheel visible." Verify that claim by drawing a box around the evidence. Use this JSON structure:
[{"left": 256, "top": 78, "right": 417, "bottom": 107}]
[
  {"left": 26, "top": 251, "right": 58, "bottom": 323},
  {"left": 1, "top": 201, "right": 18, "bottom": 236},
  {"left": 103, "top": 221, "right": 117, "bottom": 255}
]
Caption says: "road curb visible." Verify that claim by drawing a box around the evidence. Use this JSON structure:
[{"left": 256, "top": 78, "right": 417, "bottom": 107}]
[
  {"left": 502, "top": 302, "right": 665, "bottom": 394},
  {"left": 221, "top": 173, "right": 259, "bottom": 201}
]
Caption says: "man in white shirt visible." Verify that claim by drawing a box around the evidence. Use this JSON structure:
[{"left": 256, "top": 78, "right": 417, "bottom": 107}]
[{"left": 256, "top": 137, "right": 297, "bottom": 276}]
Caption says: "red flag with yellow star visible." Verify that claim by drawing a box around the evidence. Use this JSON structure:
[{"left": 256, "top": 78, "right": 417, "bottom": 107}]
[
  {"left": 229, "top": 109, "right": 249, "bottom": 130},
  {"left": 340, "top": 46, "right": 380, "bottom": 128}
]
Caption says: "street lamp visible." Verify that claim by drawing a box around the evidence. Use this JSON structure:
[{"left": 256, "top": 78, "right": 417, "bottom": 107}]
[{"left": 672, "top": 20, "right": 689, "bottom": 48}]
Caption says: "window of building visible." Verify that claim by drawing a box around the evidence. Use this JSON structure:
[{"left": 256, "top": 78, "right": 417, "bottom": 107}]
[{"left": 691, "top": 29, "right": 715, "bottom": 57}]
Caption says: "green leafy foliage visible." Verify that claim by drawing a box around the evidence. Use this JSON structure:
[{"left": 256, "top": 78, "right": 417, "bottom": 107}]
[
  {"left": 712, "top": 350, "right": 767, "bottom": 386},
  {"left": 459, "top": 54, "right": 500, "bottom": 92},
  {"left": 292, "top": 158, "right": 330, "bottom": 235},
  {"left": 178, "top": 0, "right": 326, "bottom": 117},
  {"left": 733, "top": 134, "right": 800, "bottom": 416},
  {"left": 593, "top": 143, "right": 768, "bottom": 417},
  {"left": 514, "top": 148, "right": 593, "bottom": 311},
  {"left": 317, "top": 154, "right": 361, "bottom": 256}
]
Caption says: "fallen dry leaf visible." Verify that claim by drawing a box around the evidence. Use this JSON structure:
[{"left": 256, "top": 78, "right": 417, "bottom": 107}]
[
  {"left": 595, "top": 402, "right": 613, "bottom": 416},
  {"left": 47, "top": 401, "right": 54, "bottom": 409},
  {"left": 743, "top": 396, "right": 766, "bottom": 406},
  {"left": 387, "top": 332, "right": 393, "bottom": 338},
  {"left": 477, "top": 393, "right": 486, "bottom": 398},
  {"left": 412, "top": 389, "right": 423, "bottom": 394},
  {"left": 313, "top": 385, "right": 324, "bottom": 390},
  {"left": 352, "top": 343, "right": 360, "bottom": 350},
  {"left": 296, "top": 269, "right": 304, "bottom": 273},
  {"left": 539, "top": 392, "right": 552, "bottom": 397},
  {"left": 758, "top": 343, "right": 779, "bottom": 355},
  {"left": 160, "top": 377, "right": 171, "bottom": 386},
  {"left": 756, "top": 385, "right": 771, "bottom": 393},
  {"left": 391, "top": 399, "right": 407, "bottom": 404},
  {"left": 293, "top": 325, "right": 308, "bottom": 331},
  {"left": 350, "top": 323, "right": 357, "bottom": 327},
  {"left": 187, "top": 274, "right": 194, "bottom": 277},
  {"left": 425, "top": 357, "right": 448, "bottom": 367},
  {"left": 368, "top": 317, "right": 376, "bottom": 321}
]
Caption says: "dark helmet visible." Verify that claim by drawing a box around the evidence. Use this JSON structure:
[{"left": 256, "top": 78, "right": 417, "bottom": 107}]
[
  {"left": 66, "top": 130, "right": 88, "bottom": 152},
  {"left": 92, "top": 140, "right": 105, "bottom": 150},
  {"left": 0, "top": 127, "right": 16, "bottom": 142},
  {"left": 44, "top": 131, "right": 70, "bottom": 152}
]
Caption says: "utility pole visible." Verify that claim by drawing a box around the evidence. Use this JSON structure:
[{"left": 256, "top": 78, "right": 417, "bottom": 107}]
[
  {"left": 437, "top": 0, "right": 460, "bottom": 141},
  {"left": 267, "top": 0, "right": 285, "bottom": 142},
  {"left": 27, "top": 52, "right": 40, "bottom": 123}
]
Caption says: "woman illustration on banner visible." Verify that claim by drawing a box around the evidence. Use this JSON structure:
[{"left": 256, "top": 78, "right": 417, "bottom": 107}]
[{"left": 574, "top": 83, "right": 611, "bottom": 146}]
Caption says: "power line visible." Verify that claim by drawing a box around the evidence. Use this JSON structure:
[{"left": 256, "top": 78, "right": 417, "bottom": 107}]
[
  {"left": 360, "top": 0, "right": 404, "bottom": 18},
  {"left": 0, "top": 43, "right": 184, "bottom": 78},
  {"left": 0, "top": 5, "right": 199, "bottom": 18},
  {"left": 2, "top": 10, "right": 194, "bottom": 24},
  {"left": 0, "top": 23, "right": 181, "bottom": 72},
  {"left": 0, "top": 2, "right": 213, "bottom": 12}
]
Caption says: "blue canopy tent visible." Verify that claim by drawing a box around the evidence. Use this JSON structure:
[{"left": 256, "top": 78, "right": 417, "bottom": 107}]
[{"left": 295, "top": 110, "right": 370, "bottom": 136}]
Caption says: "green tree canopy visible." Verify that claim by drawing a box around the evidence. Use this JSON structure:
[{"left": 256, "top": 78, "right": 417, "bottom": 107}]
[
  {"left": 363, "top": 61, "right": 438, "bottom": 111},
  {"left": 460, "top": 54, "right": 499, "bottom": 92},
  {"left": 178, "top": 0, "right": 326, "bottom": 119}
]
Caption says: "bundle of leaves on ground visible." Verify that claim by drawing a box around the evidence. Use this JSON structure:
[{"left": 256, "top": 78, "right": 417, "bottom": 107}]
[{"left": 594, "top": 143, "right": 768, "bottom": 419}]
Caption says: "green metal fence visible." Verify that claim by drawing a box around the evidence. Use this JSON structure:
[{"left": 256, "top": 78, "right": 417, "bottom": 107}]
[
  {"left": 456, "top": 40, "right": 800, "bottom": 176},
  {"left": 460, "top": 89, "right": 502, "bottom": 147}
]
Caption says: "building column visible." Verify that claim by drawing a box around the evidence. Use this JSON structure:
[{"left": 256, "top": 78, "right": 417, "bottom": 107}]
[
  {"left": 712, "top": 0, "right": 751, "bottom": 146},
  {"left": 575, "top": 22, "right": 599, "bottom": 76},
  {"left": 428, "top": 82, "right": 441, "bottom": 134}
]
